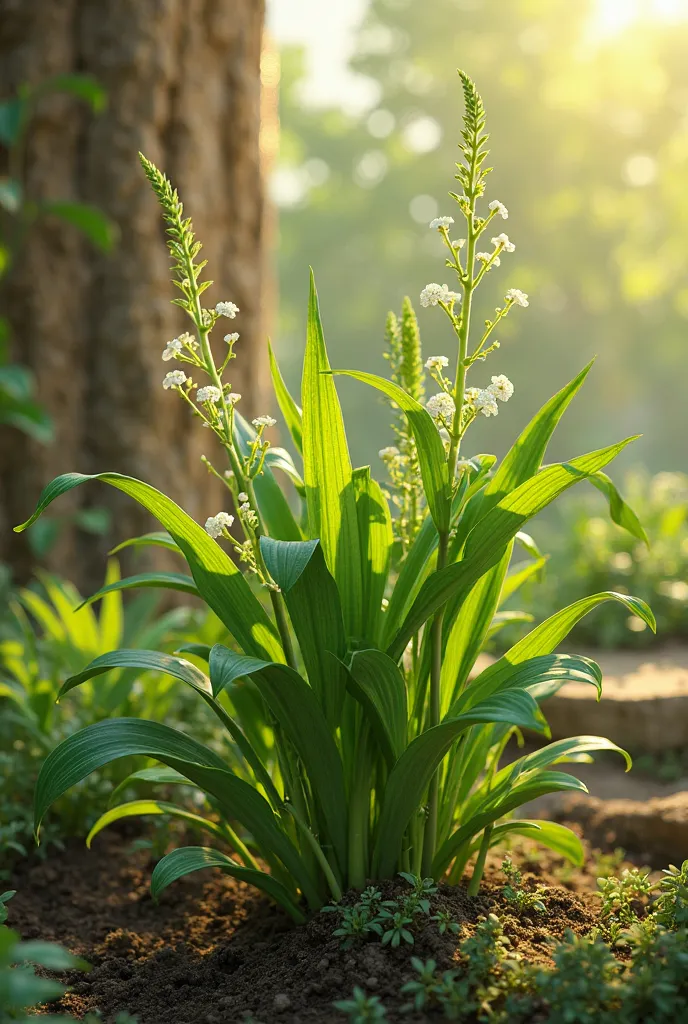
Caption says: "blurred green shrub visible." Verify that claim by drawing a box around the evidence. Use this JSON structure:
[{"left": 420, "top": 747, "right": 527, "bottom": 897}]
[{"left": 519, "top": 472, "right": 688, "bottom": 649}]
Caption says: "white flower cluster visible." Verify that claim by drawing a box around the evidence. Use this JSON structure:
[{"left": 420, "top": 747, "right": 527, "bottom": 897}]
[
  {"left": 420, "top": 283, "right": 461, "bottom": 307},
  {"left": 451, "top": 239, "right": 465, "bottom": 250},
  {"left": 215, "top": 301, "right": 240, "bottom": 318},
  {"left": 465, "top": 374, "right": 514, "bottom": 418},
  {"left": 227, "top": 392, "right": 242, "bottom": 406},
  {"left": 489, "top": 200, "right": 508, "bottom": 219},
  {"left": 492, "top": 233, "right": 515, "bottom": 253},
  {"left": 224, "top": 332, "right": 240, "bottom": 345},
  {"left": 505, "top": 288, "right": 529, "bottom": 307},
  {"left": 239, "top": 501, "right": 259, "bottom": 529},
  {"left": 252, "top": 415, "right": 276, "bottom": 429},
  {"left": 426, "top": 392, "right": 456, "bottom": 423},
  {"left": 477, "top": 252, "right": 500, "bottom": 267},
  {"left": 162, "top": 370, "right": 187, "bottom": 389},
  {"left": 197, "top": 385, "right": 222, "bottom": 404},
  {"left": 425, "top": 355, "right": 449, "bottom": 371},
  {"left": 162, "top": 332, "right": 197, "bottom": 361},
  {"left": 379, "top": 445, "right": 401, "bottom": 461},
  {"left": 204, "top": 511, "right": 234, "bottom": 538},
  {"left": 429, "top": 215, "right": 454, "bottom": 230}
]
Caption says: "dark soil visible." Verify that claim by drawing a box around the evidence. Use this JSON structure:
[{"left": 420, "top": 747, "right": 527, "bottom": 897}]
[{"left": 7, "top": 829, "right": 622, "bottom": 1024}]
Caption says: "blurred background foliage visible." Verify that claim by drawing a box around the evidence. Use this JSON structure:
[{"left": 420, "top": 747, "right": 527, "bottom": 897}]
[{"left": 273, "top": 0, "right": 688, "bottom": 479}]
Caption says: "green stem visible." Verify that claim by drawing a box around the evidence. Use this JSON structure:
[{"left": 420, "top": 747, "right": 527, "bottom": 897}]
[
  {"left": 286, "top": 805, "right": 342, "bottom": 903},
  {"left": 467, "top": 824, "right": 493, "bottom": 897},
  {"left": 421, "top": 528, "right": 448, "bottom": 878}
]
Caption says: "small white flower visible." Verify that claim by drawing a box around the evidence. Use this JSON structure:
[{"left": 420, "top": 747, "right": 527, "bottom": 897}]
[
  {"left": 163, "top": 370, "right": 187, "bottom": 389},
  {"left": 488, "top": 374, "right": 514, "bottom": 402},
  {"left": 379, "top": 446, "right": 400, "bottom": 460},
  {"left": 491, "top": 233, "right": 515, "bottom": 253},
  {"left": 464, "top": 387, "right": 481, "bottom": 404},
  {"left": 451, "top": 239, "right": 466, "bottom": 250},
  {"left": 505, "top": 288, "right": 529, "bottom": 307},
  {"left": 162, "top": 337, "right": 183, "bottom": 361},
  {"left": 224, "top": 332, "right": 240, "bottom": 344},
  {"left": 226, "top": 392, "right": 241, "bottom": 405},
  {"left": 239, "top": 502, "right": 259, "bottom": 528},
  {"left": 216, "top": 301, "right": 240, "bottom": 318},
  {"left": 196, "top": 385, "right": 222, "bottom": 404},
  {"left": 477, "top": 252, "right": 499, "bottom": 265},
  {"left": 178, "top": 331, "right": 198, "bottom": 350},
  {"left": 489, "top": 200, "right": 509, "bottom": 219},
  {"left": 429, "top": 215, "right": 454, "bottom": 229},
  {"left": 238, "top": 492, "right": 249, "bottom": 503},
  {"left": 425, "top": 355, "right": 449, "bottom": 371},
  {"left": 426, "top": 392, "right": 456, "bottom": 423},
  {"left": 420, "top": 283, "right": 461, "bottom": 307},
  {"left": 475, "top": 389, "right": 499, "bottom": 417},
  {"left": 204, "top": 512, "right": 234, "bottom": 538},
  {"left": 252, "top": 415, "right": 276, "bottom": 428}
]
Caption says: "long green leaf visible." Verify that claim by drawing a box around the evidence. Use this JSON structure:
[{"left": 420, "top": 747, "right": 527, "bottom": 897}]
[
  {"left": 260, "top": 538, "right": 347, "bottom": 728},
  {"left": 14, "top": 472, "right": 283, "bottom": 661},
  {"left": 58, "top": 650, "right": 212, "bottom": 700},
  {"left": 302, "top": 271, "right": 362, "bottom": 636},
  {"left": 268, "top": 339, "right": 303, "bottom": 454},
  {"left": 33, "top": 718, "right": 319, "bottom": 906},
  {"left": 388, "top": 438, "right": 639, "bottom": 661},
  {"left": 342, "top": 649, "right": 407, "bottom": 767},
  {"left": 589, "top": 470, "right": 649, "bottom": 544},
  {"left": 333, "top": 369, "right": 450, "bottom": 532},
  {"left": 78, "top": 572, "right": 200, "bottom": 609},
  {"left": 108, "top": 765, "right": 192, "bottom": 805},
  {"left": 464, "top": 819, "right": 584, "bottom": 866},
  {"left": 86, "top": 799, "right": 225, "bottom": 847},
  {"left": 150, "top": 846, "right": 305, "bottom": 922},
  {"left": 109, "top": 531, "right": 180, "bottom": 555},
  {"left": 209, "top": 645, "right": 348, "bottom": 871},
  {"left": 372, "top": 690, "right": 547, "bottom": 877},
  {"left": 382, "top": 512, "right": 437, "bottom": 648},
  {"left": 352, "top": 468, "right": 393, "bottom": 647}
]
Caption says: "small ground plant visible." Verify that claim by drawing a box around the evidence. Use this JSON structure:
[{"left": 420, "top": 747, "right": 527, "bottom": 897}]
[{"left": 15, "top": 72, "right": 655, "bottom": 918}]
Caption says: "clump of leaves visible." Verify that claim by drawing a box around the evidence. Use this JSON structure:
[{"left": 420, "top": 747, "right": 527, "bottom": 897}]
[
  {"left": 333, "top": 986, "right": 387, "bottom": 1022},
  {"left": 323, "top": 872, "right": 434, "bottom": 949},
  {"left": 653, "top": 860, "right": 688, "bottom": 930},
  {"left": 597, "top": 867, "right": 654, "bottom": 944},
  {"left": 501, "top": 856, "right": 547, "bottom": 916},
  {"left": 533, "top": 930, "right": 620, "bottom": 1024},
  {"left": 431, "top": 908, "right": 461, "bottom": 935}
]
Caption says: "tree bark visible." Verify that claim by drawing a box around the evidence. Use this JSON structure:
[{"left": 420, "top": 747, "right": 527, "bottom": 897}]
[{"left": 0, "top": 0, "right": 268, "bottom": 591}]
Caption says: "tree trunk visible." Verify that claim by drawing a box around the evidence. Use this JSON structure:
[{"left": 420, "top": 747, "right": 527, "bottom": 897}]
[{"left": 0, "top": 0, "right": 268, "bottom": 592}]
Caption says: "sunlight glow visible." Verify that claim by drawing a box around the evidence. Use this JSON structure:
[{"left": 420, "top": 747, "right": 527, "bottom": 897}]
[{"left": 592, "top": 0, "right": 688, "bottom": 38}]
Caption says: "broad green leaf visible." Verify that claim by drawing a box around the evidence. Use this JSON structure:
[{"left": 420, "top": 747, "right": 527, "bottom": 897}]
[
  {"left": 40, "top": 201, "right": 118, "bottom": 251},
  {"left": 491, "top": 736, "right": 632, "bottom": 787},
  {"left": 372, "top": 690, "right": 548, "bottom": 877},
  {"left": 150, "top": 846, "right": 305, "bottom": 922},
  {"left": 452, "top": 652, "right": 603, "bottom": 715},
  {"left": 500, "top": 555, "right": 547, "bottom": 604},
  {"left": 14, "top": 472, "right": 283, "bottom": 661},
  {"left": 342, "top": 649, "right": 407, "bottom": 767},
  {"left": 433, "top": 771, "right": 588, "bottom": 876},
  {"left": 234, "top": 411, "right": 302, "bottom": 541},
  {"left": 482, "top": 361, "right": 594, "bottom": 511},
  {"left": 302, "top": 271, "right": 362, "bottom": 636},
  {"left": 260, "top": 538, "right": 347, "bottom": 727},
  {"left": 333, "top": 369, "right": 450, "bottom": 532},
  {"left": 268, "top": 339, "right": 303, "bottom": 453},
  {"left": 464, "top": 819, "right": 584, "bottom": 867},
  {"left": 382, "top": 512, "right": 437, "bottom": 648},
  {"left": 78, "top": 571, "right": 200, "bottom": 609},
  {"left": 589, "top": 470, "right": 649, "bottom": 544},
  {"left": 388, "top": 438, "right": 639, "bottom": 661},
  {"left": 108, "top": 765, "right": 192, "bottom": 805},
  {"left": 467, "top": 592, "right": 655, "bottom": 709},
  {"left": 58, "top": 650, "right": 211, "bottom": 701},
  {"left": 353, "top": 468, "right": 393, "bottom": 646},
  {"left": 209, "top": 645, "right": 348, "bottom": 871},
  {"left": 109, "top": 531, "right": 180, "bottom": 555},
  {"left": 58, "top": 650, "right": 277, "bottom": 803},
  {"left": 33, "top": 718, "right": 319, "bottom": 907},
  {"left": 86, "top": 799, "right": 225, "bottom": 847}
]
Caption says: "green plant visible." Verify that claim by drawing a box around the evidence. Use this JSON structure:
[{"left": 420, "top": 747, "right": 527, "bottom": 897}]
[
  {"left": 0, "top": 892, "right": 90, "bottom": 1022},
  {"left": 431, "top": 908, "right": 461, "bottom": 935},
  {"left": 516, "top": 470, "right": 688, "bottom": 650},
  {"left": 0, "top": 564, "right": 208, "bottom": 862},
  {"left": 533, "top": 931, "right": 619, "bottom": 1024},
  {"left": 652, "top": 860, "right": 688, "bottom": 930},
  {"left": 333, "top": 986, "right": 387, "bottom": 1022},
  {"left": 500, "top": 856, "right": 547, "bottom": 916},
  {"left": 15, "top": 72, "right": 655, "bottom": 919},
  {"left": 597, "top": 868, "right": 655, "bottom": 943}
]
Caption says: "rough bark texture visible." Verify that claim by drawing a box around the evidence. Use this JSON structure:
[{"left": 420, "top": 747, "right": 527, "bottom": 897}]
[{"left": 0, "top": 0, "right": 268, "bottom": 591}]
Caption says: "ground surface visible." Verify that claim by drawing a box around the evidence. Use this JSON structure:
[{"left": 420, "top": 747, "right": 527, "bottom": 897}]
[{"left": 8, "top": 830, "right": 615, "bottom": 1024}]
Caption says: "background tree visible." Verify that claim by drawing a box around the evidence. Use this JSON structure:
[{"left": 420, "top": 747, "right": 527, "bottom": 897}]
[{"left": 0, "top": 0, "right": 268, "bottom": 589}]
